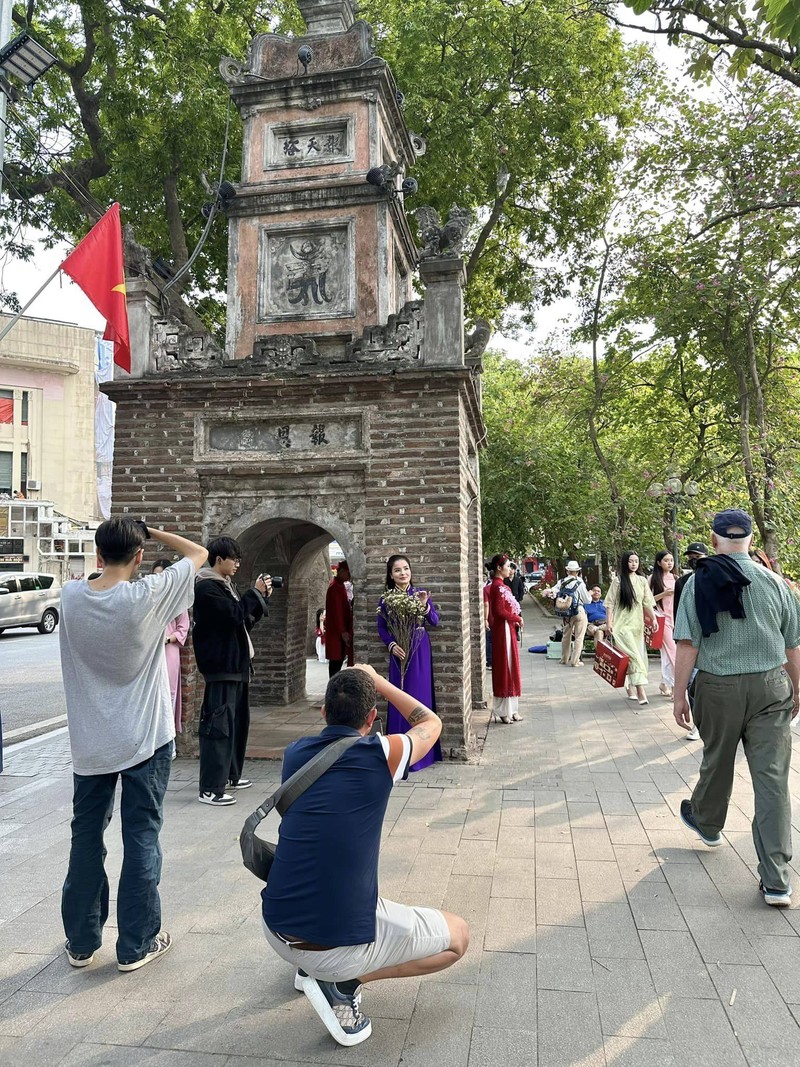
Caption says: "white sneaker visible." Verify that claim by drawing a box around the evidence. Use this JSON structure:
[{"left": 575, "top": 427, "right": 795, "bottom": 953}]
[
  {"left": 65, "top": 941, "right": 94, "bottom": 968},
  {"left": 685, "top": 726, "right": 700, "bottom": 741},
  {"left": 198, "top": 791, "right": 236, "bottom": 806}
]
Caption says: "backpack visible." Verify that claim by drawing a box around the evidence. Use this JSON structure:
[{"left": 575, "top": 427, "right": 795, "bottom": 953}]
[{"left": 554, "top": 578, "right": 582, "bottom": 618}]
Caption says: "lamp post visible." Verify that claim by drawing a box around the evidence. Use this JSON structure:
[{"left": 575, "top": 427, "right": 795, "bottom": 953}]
[
  {"left": 647, "top": 474, "right": 700, "bottom": 556},
  {"left": 0, "top": 22, "right": 58, "bottom": 204}
]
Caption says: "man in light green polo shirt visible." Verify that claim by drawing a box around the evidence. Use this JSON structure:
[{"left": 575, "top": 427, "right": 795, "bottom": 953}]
[{"left": 673, "top": 509, "right": 800, "bottom": 906}]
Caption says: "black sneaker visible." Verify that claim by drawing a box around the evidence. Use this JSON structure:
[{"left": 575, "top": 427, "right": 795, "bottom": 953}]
[
  {"left": 65, "top": 941, "right": 94, "bottom": 968},
  {"left": 679, "top": 799, "right": 722, "bottom": 847},
  {"left": 198, "top": 791, "right": 236, "bottom": 806},
  {"left": 118, "top": 931, "right": 173, "bottom": 972},
  {"left": 227, "top": 778, "right": 252, "bottom": 790},
  {"left": 302, "top": 975, "right": 372, "bottom": 1046},
  {"left": 760, "top": 880, "right": 793, "bottom": 907}
]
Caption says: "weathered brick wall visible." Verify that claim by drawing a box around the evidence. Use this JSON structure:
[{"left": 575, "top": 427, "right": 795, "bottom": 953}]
[{"left": 104, "top": 366, "right": 483, "bottom": 758}]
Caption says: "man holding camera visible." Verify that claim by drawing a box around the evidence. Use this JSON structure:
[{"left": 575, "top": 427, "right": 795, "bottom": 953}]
[
  {"left": 60, "top": 517, "right": 207, "bottom": 972},
  {"left": 261, "top": 664, "right": 469, "bottom": 1047},
  {"left": 193, "top": 537, "right": 272, "bottom": 806}
]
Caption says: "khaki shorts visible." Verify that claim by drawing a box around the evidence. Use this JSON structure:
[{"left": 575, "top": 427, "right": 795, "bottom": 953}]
[{"left": 263, "top": 897, "right": 451, "bottom": 982}]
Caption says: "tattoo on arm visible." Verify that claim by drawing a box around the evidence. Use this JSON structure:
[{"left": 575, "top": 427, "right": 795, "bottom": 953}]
[
  {"left": 408, "top": 725, "right": 432, "bottom": 743},
  {"left": 407, "top": 705, "right": 430, "bottom": 725}
]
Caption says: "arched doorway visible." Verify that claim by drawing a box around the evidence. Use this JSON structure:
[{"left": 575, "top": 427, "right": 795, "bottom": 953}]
[{"left": 214, "top": 509, "right": 361, "bottom": 753}]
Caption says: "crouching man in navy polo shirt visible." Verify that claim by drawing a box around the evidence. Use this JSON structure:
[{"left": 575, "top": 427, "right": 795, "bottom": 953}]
[{"left": 261, "top": 664, "right": 469, "bottom": 1047}]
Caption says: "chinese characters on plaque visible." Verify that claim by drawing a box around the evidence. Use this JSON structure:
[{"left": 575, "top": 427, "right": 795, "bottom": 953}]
[
  {"left": 282, "top": 132, "right": 344, "bottom": 158},
  {"left": 268, "top": 121, "right": 350, "bottom": 169},
  {"left": 207, "top": 418, "right": 361, "bottom": 456}
]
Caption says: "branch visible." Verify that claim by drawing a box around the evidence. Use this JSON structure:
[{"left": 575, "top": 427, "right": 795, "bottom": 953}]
[
  {"left": 163, "top": 165, "right": 190, "bottom": 270},
  {"left": 465, "top": 178, "right": 514, "bottom": 282},
  {"left": 117, "top": 0, "right": 168, "bottom": 22},
  {"left": 690, "top": 200, "right": 800, "bottom": 239},
  {"left": 599, "top": 10, "right": 800, "bottom": 91}
]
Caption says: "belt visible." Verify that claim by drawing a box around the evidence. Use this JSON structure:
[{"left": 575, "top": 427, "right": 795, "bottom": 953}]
[{"left": 271, "top": 930, "right": 334, "bottom": 952}]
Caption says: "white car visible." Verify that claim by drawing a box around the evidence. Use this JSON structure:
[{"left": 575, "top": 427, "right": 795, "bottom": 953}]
[{"left": 0, "top": 572, "right": 61, "bottom": 635}]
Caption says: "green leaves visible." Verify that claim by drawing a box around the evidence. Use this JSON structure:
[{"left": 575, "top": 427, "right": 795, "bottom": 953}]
[{"left": 619, "top": 1, "right": 800, "bottom": 90}]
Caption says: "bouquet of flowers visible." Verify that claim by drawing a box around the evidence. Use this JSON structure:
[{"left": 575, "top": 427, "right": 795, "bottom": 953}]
[{"left": 377, "top": 587, "right": 429, "bottom": 686}]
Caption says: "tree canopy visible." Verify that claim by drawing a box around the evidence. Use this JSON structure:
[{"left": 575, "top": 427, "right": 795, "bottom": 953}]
[
  {"left": 480, "top": 72, "right": 800, "bottom": 575},
  {"left": 605, "top": 0, "right": 800, "bottom": 89},
  {"left": 2, "top": 0, "right": 645, "bottom": 334}
]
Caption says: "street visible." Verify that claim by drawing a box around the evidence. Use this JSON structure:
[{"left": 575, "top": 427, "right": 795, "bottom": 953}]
[{"left": 0, "top": 629, "right": 66, "bottom": 737}]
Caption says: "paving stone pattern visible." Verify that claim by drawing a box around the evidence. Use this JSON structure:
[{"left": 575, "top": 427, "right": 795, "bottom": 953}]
[{"left": 2, "top": 609, "right": 800, "bottom": 1065}]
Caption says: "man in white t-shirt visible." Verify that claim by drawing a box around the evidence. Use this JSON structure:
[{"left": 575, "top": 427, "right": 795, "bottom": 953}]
[{"left": 59, "top": 517, "right": 207, "bottom": 973}]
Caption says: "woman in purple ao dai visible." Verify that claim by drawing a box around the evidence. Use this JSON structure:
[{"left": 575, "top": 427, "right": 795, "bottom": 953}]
[{"left": 376, "top": 554, "right": 443, "bottom": 772}]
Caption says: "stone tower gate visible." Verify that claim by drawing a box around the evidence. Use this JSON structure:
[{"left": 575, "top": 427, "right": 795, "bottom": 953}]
[{"left": 104, "top": 0, "right": 487, "bottom": 759}]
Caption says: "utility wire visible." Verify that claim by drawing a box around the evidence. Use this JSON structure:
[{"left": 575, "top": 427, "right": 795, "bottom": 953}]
[
  {"left": 0, "top": 121, "right": 79, "bottom": 247},
  {"left": 161, "top": 96, "right": 232, "bottom": 299},
  {"left": 5, "top": 99, "right": 108, "bottom": 219}
]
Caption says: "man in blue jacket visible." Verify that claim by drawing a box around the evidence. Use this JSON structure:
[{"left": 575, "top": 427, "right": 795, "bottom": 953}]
[{"left": 193, "top": 537, "right": 271, "bottom": 806}]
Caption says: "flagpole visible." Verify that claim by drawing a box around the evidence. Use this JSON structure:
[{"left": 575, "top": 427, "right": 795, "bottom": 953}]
[{"left": 0, "top": 263, "right": 63, "bottom": 346}]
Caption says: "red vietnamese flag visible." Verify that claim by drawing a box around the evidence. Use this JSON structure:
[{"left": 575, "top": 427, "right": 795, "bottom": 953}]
[{"left": 60, "top": 203, "right": 131, "bottom": 372}]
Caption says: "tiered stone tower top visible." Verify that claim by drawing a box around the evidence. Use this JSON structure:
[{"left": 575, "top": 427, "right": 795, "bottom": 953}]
[{"left": 221, "top": 0, "right": 424, "bottom": 364}]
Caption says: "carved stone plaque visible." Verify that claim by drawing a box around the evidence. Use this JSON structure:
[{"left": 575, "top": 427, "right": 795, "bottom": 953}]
[
  {"left": 266, "top": 119, "right": 353, "bottom": 169},
  {"left": 258, "top": 219, "right": 354, "bottom": 322},
  {"left": 208, "top": 417, "right": 362, "bottom": 455}
]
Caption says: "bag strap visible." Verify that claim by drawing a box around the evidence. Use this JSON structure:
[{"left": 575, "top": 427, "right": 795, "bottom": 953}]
[{"left": 251, "top": 735, "right": 361, "bottom": 823}]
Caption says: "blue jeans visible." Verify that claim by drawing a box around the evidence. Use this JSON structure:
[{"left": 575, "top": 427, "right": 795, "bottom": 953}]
[{"left": 61, "top": 741, "right": 172, "bottom": 963}]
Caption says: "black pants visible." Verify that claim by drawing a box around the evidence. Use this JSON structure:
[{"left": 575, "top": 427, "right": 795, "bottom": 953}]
[
  {"left": 328, "top": 659, "right": 344, "bottom": 678},
  {"left": 198, "top": 680, "right": 250, "bottom": 795}
]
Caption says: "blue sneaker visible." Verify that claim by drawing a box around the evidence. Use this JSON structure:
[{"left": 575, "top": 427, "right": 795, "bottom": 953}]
[
  {"left": 679, "top": 800, "right": 722, "bottom": 847},
  {"left": 760, "top": 881, "right": 793, "bottom": 908},
  {"left": 301, "top": 974, "right": 372, "bottom": 1046}
]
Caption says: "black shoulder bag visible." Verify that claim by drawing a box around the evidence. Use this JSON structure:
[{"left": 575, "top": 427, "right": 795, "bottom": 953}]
[{"left": 240, "top": 735, "right": 360, "bottom": 882}]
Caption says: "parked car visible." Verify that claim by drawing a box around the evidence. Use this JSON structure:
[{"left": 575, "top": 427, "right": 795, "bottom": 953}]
[{"left": 0, "top": 572, "right": 61, "bottom": 635}]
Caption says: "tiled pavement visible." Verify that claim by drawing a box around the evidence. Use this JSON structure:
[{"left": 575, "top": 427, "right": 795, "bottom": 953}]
[{"left": 2, "top": 610, "right": 800, "bottom": 1066}]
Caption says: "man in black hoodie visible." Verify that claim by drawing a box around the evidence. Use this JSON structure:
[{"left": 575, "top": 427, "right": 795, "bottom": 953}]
[{"left": 193, "top": 537, "right": 271, "bottom": 806}]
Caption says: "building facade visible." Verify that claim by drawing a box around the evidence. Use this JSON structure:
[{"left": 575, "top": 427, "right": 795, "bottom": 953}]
[
  {"left": 0, "top": 314, "right": 99, "bottom": 522},
  {"left": 0, "top": 498, "right": 97, "bottom": 578}
]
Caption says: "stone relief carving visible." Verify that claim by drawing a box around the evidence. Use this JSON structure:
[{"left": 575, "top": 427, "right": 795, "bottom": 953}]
[
  {"left": 153, "top": 320, "right": 222, "bottom": 371},
  {"left": 219, "top": 56, "right": 249, "bottom": 85},
  {"left": 348, "top": 300, "right": 423, "bottom": 363},
  {"left": 302, "top": 97, "right": 324, "bottom": 110},
  {"left": 413, "top": 205, "right": 473, "bottom": 259},
  {"left": 259, "top": 221, "right": 354, "bottom": 322},
  {"left": 250, "top": 334, "right": 320, "bottom": 371}
]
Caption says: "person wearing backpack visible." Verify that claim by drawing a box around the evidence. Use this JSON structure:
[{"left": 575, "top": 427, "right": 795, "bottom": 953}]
[{"left": 546, "top": 561, "right": 591, "bottom": 666}]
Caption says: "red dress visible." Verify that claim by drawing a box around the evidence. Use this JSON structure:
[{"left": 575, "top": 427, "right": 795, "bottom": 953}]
[
  {"left": 489, "top": 577, "right": 522, "bottom": 698},
  {"left": 325, "top": 579, "right": 354, "bottom": 664}
]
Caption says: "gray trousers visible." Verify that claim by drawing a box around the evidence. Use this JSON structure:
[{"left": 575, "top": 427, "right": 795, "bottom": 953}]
[{"left": 691, "top": 667, "right": 794, "bottom": 892}]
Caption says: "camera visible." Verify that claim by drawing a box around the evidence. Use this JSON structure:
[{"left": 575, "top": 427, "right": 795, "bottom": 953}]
[{"left": 259, "top": 574, "right": 284, "bottom": 588}]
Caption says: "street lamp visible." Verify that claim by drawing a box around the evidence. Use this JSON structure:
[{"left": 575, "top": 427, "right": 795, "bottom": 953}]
[
  {"left": 0, "top": 31, "right": 57, "bottom": 85},
  {"left": 647, "top": 473, "right": 700, "bottom": 555},
  {"left": 0, "top": 27, "right": 58, "bottom": 204}
]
